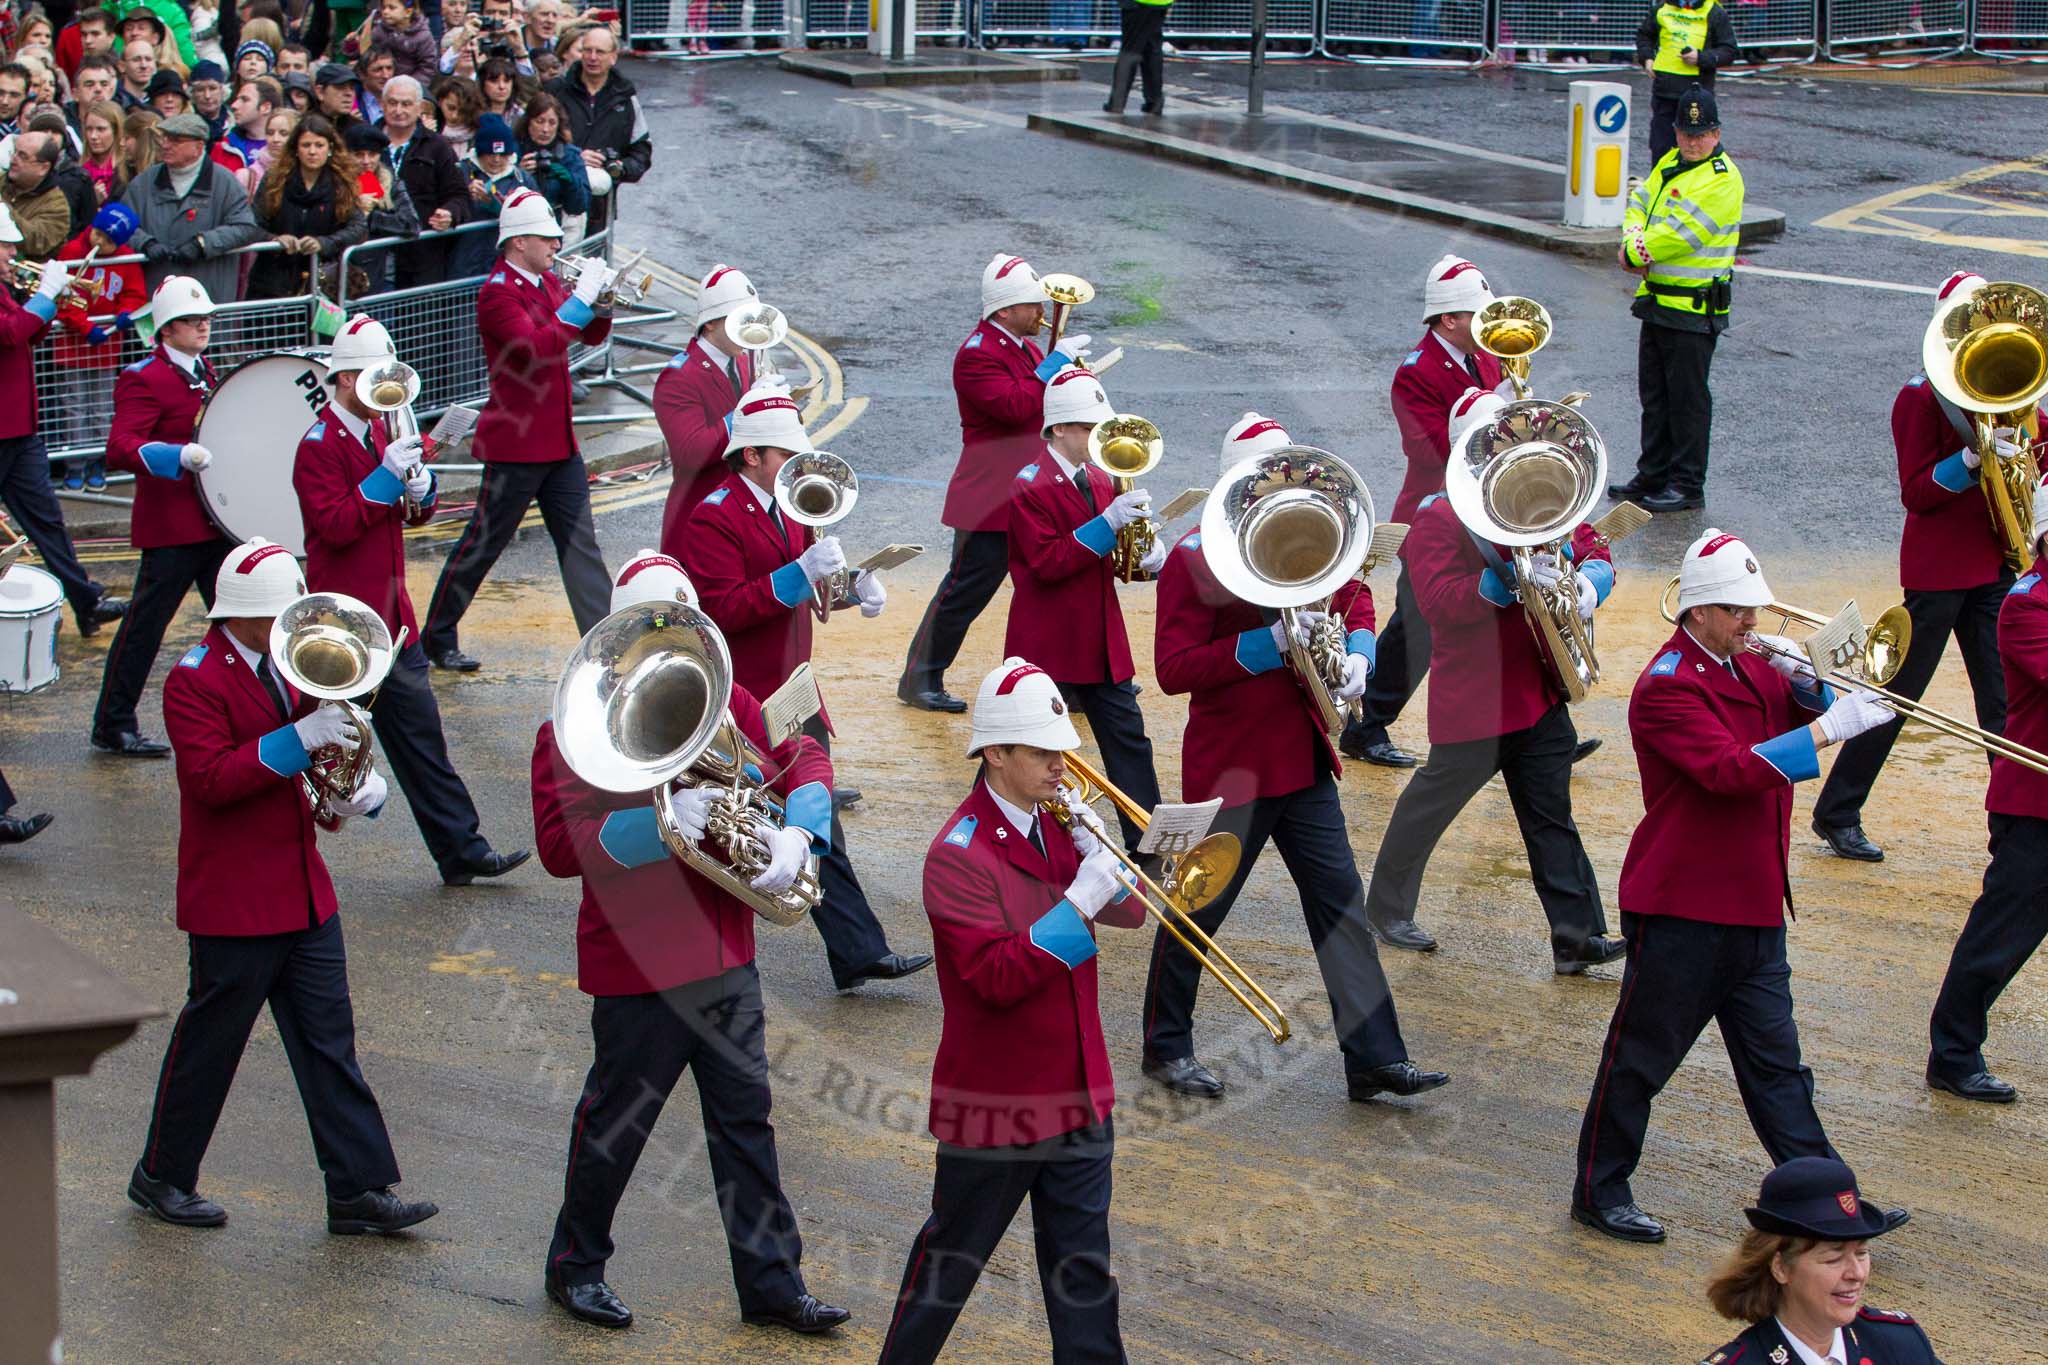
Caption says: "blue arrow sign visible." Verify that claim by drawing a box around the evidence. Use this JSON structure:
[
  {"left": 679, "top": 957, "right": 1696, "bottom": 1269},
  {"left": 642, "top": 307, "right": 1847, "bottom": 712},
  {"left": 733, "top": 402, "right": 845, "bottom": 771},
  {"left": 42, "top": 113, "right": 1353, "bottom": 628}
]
[{"left": 1594, "top": 94, "right": 1628, "bottom": 135}]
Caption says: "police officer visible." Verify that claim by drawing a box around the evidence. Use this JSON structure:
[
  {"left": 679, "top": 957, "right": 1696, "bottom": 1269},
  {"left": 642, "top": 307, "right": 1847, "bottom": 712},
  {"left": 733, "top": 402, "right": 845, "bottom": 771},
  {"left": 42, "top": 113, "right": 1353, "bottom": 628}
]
[
  {"left": 879, "top": 658, "right": 1146, "bottom": 1365},
  {"left": 897, "top": 252, "right": 1088, "bottom": 713},
  {"left": 1004, "top": 363, "right": 1167, "bottom": 850},
  {"left": 1924, "top": 483, "right": 2048, "bottom": 1105},
  {"left": 126, "top": 538, "right": 440, "bottom": 1238},
  {"left": 293, "top": 315, "right": 531, "bottom": 887},
  {"left": 1634, "top": 0, "right": 1735, "bottom": 165},
  {"left": 653, "top": 263, "right": 761, "bottom": 541},
  {"left": 1812, "top": 270, "right": 2026, "bottom": 864},
  {"left": 531, "top": 557, "right": 849, "bottom": 1336},
  {"left": 1363, "top": 390, "right": 1627, "bottom": 971},
  {"left": 1608, "top": 85, "right": 1743, "bottom": 514},
  {"left": 681, "top": 382, "right": 933, "bottom": 993},
  {"left": 1571, "top": 530, "right": 1895, "bottom": 1244}
]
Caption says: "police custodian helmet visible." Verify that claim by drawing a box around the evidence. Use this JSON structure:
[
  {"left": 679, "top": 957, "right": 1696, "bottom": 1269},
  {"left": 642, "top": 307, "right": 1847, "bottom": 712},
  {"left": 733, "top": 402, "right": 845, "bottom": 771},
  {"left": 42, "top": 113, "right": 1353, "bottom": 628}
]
[{"left": 1676, "top": 83, "right": 1721, "bottom": 133}]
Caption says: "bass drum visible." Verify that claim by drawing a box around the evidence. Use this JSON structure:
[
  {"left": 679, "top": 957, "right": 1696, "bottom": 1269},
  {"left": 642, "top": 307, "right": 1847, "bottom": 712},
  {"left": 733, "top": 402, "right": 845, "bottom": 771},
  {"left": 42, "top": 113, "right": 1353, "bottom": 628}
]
[
  {"left": 193, "top": 349, "right": 331, "bottom": 557},
  {"left": 0, "top": 563, "right": 63, "bottom": 693}
]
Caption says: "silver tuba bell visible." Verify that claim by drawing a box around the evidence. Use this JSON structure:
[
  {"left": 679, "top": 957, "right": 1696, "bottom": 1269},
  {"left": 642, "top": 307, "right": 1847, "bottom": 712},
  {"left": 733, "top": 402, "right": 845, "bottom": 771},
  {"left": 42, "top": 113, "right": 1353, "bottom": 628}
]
[
  {"left": 269, "top": 591, "right": 397, "bottom": 828},
  {"left": 772, "top": 451, "right": 858, "bottom": 624},
  {"left": 1444, "top": 398, "right": 1608, "bottom": 702},
  {"left": 1199, "top": 445, "right": 1374, "bottom": 736},
  {"left": 551, "top": 599, "right": 822, "bottom": 926},
  {"left": 725, "top": 300, "right": 789, "bottom": 383}
]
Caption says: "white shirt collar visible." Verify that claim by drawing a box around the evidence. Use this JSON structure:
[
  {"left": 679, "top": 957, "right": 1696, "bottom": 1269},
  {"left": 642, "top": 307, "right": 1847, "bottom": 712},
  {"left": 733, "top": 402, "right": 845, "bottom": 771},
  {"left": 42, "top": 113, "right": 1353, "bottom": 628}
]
[
  {"left": 1773, "top": 1320, "right": 1846, "bottom": 1365},
  {"left": 163, "top": 343, "right": 202, "bottom": 374},
  {"left": 221, "top": 626, "right": 267, "bottom": 675},
  {"left": 1431, "top": 327, "right": 1472, "bottom": 367},
  {"left": 1683, "top": 623, "right": 1734, "bottom": 666},
  {"left": 988, "top": 318, "right": 1028, "bottom": 347},
  {"left": 740, "top": 471, "right": 776, "bottom": 513},
  {"left": 507, "top": 261, "right": 542, "bottom": 287},
  {"left": 330, "top": 402, "right": 373, "bottom": 445},
  {"left": 984, "top": 780, "right": 1040, "bottom": 842},
  {"left": 697, "top": 330, "right": 734, "bottom": 366},
  {"left": 1045, "top": 441, "right": 1082, "bottom": 485}
]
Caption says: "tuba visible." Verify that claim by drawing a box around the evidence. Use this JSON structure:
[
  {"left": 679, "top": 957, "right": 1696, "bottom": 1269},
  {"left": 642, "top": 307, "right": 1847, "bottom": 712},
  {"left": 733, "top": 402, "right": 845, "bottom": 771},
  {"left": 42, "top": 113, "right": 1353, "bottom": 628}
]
[
  {"left": 1446, "top": 398, "right": 1608, "bottom": 702},
  {"left": 1923, "top": 281, "right": 2048, "bottom": 573},
  {"left": 552, "top": 599, "right": 823, "bottom": 926},
  {"left": 1086, "top": 413, "right": 1164, "bottom": 583},
  {"left": 1200, "top": 446, "right": 1374, "bottom": 735},
  {"left": 269, "top": 592, "right": 396, "bottom": 828},
  {"left": 773, "top": 451, "right": 858, "bottom": 623},
  {"left": 1474, "top": 296, "right": 1552, "bottom": 401}
]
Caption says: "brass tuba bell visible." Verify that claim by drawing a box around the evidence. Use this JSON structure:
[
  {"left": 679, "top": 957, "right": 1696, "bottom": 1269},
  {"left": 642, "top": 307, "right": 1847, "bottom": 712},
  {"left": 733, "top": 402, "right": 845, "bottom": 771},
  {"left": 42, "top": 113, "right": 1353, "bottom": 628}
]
[{"left": 1923, "top": 281, "right": 2048, "bottom": 573}]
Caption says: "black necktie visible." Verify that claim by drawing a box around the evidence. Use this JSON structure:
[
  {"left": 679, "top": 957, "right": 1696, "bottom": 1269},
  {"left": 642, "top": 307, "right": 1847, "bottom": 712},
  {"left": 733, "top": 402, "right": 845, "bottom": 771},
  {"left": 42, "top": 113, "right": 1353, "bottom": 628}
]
[
  {"left": 256, "top": 654, "right": 291, "bottom": 722},
  {"left": 1028, "top": 814, "right": 1046, "bottom": 858},
  {"left": 727, "top": 355, "right": 744, "bottom": 400},
  {"left": 1075, "top": 468, "right": 1098, "bottom": 514},
  {"left": 1464, "top": 354, "right": 1483, "bottom": 385}
]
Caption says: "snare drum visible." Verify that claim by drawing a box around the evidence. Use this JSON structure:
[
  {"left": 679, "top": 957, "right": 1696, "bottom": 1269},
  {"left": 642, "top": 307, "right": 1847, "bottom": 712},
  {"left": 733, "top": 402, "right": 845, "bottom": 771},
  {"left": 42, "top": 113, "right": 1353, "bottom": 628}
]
[
  {"left": 194, "top": 349, "right": 331, "bottom": 557},
  {"left": 0, "top": 563, "right": 63, "bottom": 693}
]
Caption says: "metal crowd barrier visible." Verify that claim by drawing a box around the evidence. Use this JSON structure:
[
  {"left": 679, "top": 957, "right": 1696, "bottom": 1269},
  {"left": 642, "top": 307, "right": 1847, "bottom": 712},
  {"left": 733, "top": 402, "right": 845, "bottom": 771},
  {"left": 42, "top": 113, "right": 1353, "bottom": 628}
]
[
  {"left": 979, "top": 0, "right": 1315, "bottom": 47},
  {"left": 1729, "top": 0, "right": 1819, "bottom": 59},
  {"left": 1320, "top": 0, "right": 1490, "bottom": 60},
  {"left": 622, "top": 0, "right": 790, "bottom": 45},
  {"left": 1962, "top": 0, "right": 2046, "bottom": 51},
  {"left": 1824, "top": 0, "right": 1967, "bottom": 52}
]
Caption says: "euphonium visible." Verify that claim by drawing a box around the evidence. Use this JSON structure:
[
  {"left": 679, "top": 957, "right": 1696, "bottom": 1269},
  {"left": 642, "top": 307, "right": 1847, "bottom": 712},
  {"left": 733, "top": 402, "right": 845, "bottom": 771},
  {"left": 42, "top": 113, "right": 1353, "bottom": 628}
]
[
  {"left": 1474, "top": 296, "right": 1552, "bottom": 401},
  {"left": 552, "top": 599, "right": 823, "bottom": 925},
  {"left": 773, "top": 450, "right": 858, "bottom": 623},
  {"left": 269, "top": 591, "right": 396, "bottom": 828},
  {"left": 726, "top": 300, "right": 789, "bottom": 382},
  {"left": 1199, "top": 445, "right": 1374, "bottom": 735},
  {"left": 1923, "top": 281, "right": 2048, "bottom": 573},
  {"left": 1445, "top": 397, "right": 1608, "bottom": 702},
  {"left": 1086, "top": 413, "right": 1164, "bottom": 583}
]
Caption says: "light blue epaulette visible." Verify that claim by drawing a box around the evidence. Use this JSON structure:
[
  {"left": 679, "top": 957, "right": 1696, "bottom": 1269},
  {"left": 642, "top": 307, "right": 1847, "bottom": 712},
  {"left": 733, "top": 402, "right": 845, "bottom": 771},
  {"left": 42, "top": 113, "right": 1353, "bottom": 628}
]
[
  {"left": 489, "top": 272, "right": 506, "bottom": 285},
  {"left": 1180, "top": 531, "right": 1203, "bottom": 552},
  {"left": 943, "top": 814, "right": 977, "bottom": 848},
  {"left": 123, "top": 355, "right": 156, "bottom": 374},
  {"left": 963, "top": 331, "right": 983, "bottom": 349},
  {"left": 177, "top": 643, "right": 208, "bottom": 668},
  {"left": 2012, "top": 573, "right": 2041, "bottom": 596},
  {"left": 1017, "top": 463, "right": 1039, "bottom": 481},
  {"left": 704, "top": 486, "right": 730, "bottom": 506},
  {"left": 1649, "top": 650, "right": 1682, "bottom": 677},
  {"left": 1399, "top": 349, "right": 1421, "bottom": 367},
  {"left": 1417, "top": 492, "right": 1443, "bottom": 510},
  {"left": 306, "top": 420, "right": 326, "bottom": 441}
]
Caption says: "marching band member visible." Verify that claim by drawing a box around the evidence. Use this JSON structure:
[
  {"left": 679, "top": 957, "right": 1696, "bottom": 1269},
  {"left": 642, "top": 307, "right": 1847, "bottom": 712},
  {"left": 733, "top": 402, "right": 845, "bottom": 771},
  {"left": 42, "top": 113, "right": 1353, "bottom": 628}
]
[
  {"left": 292, "top": 314, "right": 531, "bottom": 887},
  {"left": 531, "top": 555, "right": 850, "bottom": 1335},
  {"left": 1925, "top": 484, "right": 2048, "bottom": 1105},
  {"left": 1363, "top": 389, "right": 1626, "bottom": 969},
  {"left": 1004, "top": 363, "right": 1166, "bottom": 850},
  {"left": 1811, "top": 270, "right": 2023, "bottom": 864},
  {"left": 879, "top": 658, "right": 1146, "bottom": 1365},
  {"left": 90, "top": 276, "right": 231, "bottom": 759},
  {"left": 127, "top": 538, "right": 440, "bottom": 1238},
  {"left": 422, "top": 188, "right": 613, "bottom": 672},
  {"left": 1139, "top": 413, "right": 1448, "bottom": 1103},
  {"left": 1572, "top": 529, "right": 1898, "bottom": 1244},
  {"left": 679, "top": 382, "right": 932, "bottom": 992},
  {"left": 653, "top": 262, "right": 760, "bottom": 539},
  {"left": 897, "top": 252, "right": 1089, "bottom": 714}
]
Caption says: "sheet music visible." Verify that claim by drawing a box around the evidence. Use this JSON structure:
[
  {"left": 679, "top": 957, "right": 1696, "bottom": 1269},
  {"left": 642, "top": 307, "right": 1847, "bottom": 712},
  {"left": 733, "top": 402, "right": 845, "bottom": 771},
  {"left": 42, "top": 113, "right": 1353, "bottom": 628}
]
[
  {"left": 427, "top": 406, "right": 480, "bottom": 450},
  {"left": 1136, "top": 799, "right": 1222, "bottom": 857},
  {"left": 857, "top": 545, "right": 923, "bottom": 574},
  {"left": 1156, "top": 488, "right": 1208, "bottom": 523},
  {"left": 761, "top": 663, "right": 822, "bottom": 746},
  {"left": 1592, "top": 501, "right": 1653, "bottom": 543},
  {"left": 1089, "top": 346, "right": 1125, "bottom": 375},
  {"left": 1803, "top": 601, "right": 1867, "bottom": 677},
  {"left": 1363, "top": 522, "right": 1409, "bottom": 572}
]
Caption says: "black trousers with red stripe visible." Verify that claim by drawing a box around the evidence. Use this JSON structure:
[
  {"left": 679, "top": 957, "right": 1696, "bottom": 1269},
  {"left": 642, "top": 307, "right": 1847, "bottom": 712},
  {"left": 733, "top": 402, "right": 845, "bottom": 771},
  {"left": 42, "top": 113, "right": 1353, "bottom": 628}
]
[
  {"left": 1573, "top": 910, "right": 1836, "bottom": 1211},
  {"left": 545, "top": 964, "right": 806, "bottom": 1309},
  {"left": 880, "top": 1120, "right": 1123, "bottom": 1365},
  {"left": 898, "top": 529, "right": 1008, "bottom": 695},
  {"left": 92, "top": 537, "right": 232, "bottom": 743}
]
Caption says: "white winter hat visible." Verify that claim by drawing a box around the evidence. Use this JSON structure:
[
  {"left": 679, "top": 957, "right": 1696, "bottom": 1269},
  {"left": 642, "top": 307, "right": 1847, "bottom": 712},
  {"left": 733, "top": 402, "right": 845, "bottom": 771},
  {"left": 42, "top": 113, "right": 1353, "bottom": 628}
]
[
  {"left": 1676, "top": 528, "right": 1774, "bottom": 615},
  {"left": 497, "top": 187, "right": 563, "bottom": 244},
  {"left": 1041, "top": 365, "right": 1114, "bottom": 436},
  {"left": 1221, "top": 411, "right": 1291, "bottom": 464},
  {"left": 967, "top": 657, "right": 1081, "bottom": 757},
  {"left": 981, "top": 252, "right": 1044, "bottom": 319},
  {"left": 208, "top": 538, "right": 306, "bottom": 619},
  {"left": 152, "top": 275, "right": 215, "bottom": 327},
  {"left": 0, "top": 204, "right": 21, "bottom": 245},
  {"left": 722, "top": 381, "right": 813, "bottom": 458},
  {"left": 325, "top": 314, "right": 396, "bottom": 375},
  {"left": 696, "top": 263, "right": 759, "bottom": 329},
  {"left": 1423, "top": 253, "right": 1494, "bottom": 322},
  {"left": 1447, "top": 386, "right": 1506, "bottom": 448},
  {"left": 611, "top": 548, "right": 698, "bottom": 614}
]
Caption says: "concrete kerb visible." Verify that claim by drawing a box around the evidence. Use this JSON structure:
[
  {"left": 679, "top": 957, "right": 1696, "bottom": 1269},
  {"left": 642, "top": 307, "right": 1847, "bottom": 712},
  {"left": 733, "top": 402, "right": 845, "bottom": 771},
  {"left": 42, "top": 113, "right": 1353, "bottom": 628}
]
[{"left": 777, "top": 48, "right": 1077, "bottom": 87}]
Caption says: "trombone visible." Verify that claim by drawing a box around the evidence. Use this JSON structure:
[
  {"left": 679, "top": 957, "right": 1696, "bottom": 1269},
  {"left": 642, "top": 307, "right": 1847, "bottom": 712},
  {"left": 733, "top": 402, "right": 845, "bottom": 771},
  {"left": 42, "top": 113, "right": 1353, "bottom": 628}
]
[
  {"left": 1039, "top": 272, "right": 1093, "bottom": 353},
  {"left": 1657, "top": 577, "right": 2048, "bottom": 776},
  {"left": 772, "top": 450, "right": 858, "bottom": 623},
  {"left": 1043, "top": 751, "right": 1289, "bottom": 1044},
  {"left": 1923, "top": 280, "right": 2048, "bottom": 573},
  {"left": 1086, "top": 413, "right": 1163, "bottom": 583},
  {"left": 1474, "top": 295, "right": 1552, "bottom": 401},
  {"left": 270, "top": 591, "right": 397, "bottom": 829}
]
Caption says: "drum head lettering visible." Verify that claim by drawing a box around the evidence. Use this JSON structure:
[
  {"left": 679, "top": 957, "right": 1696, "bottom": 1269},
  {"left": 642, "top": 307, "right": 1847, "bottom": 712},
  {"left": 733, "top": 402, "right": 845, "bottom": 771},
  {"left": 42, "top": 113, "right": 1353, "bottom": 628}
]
[{"left": 194, "top": 350, "right": 331, "bottom": 558}]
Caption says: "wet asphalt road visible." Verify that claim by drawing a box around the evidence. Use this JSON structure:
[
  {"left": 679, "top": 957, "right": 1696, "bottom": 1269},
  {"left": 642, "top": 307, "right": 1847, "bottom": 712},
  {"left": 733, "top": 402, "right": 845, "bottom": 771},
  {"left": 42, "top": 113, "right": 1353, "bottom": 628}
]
[{"left": 16, "top": 53, "right": 2048, "bottom": 1363}]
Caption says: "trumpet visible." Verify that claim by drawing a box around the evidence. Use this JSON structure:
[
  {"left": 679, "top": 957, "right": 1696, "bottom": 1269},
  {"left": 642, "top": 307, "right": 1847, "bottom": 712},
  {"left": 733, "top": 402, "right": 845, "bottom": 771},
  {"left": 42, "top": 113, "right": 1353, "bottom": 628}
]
[
  {"left": 1922, "top": 280, "right": 2048, "bottom": 573},
  {"left": 270, "top": 592, "right": 397, "bottom": 829},
  {"left": 12, "top": 252, "right": 106, "bottom": 304},
  {"left": 1474, "top": 295, "right": 1552, "bottom": 401},
  {"left": 552, "top": 249, "right": 652, "bottom": 309},
  {"left": 1086, "top": 413, "right": 1163, "bottom": 583},
  {"left": 1039, "top": 272, "right": 1093, "bottom": 353},
  {"left": 773, "top": 450, "right": 858, "bottom": 623},
  {"left": 1043, "top": 752, "right": 1288, "bottom": 1044}
]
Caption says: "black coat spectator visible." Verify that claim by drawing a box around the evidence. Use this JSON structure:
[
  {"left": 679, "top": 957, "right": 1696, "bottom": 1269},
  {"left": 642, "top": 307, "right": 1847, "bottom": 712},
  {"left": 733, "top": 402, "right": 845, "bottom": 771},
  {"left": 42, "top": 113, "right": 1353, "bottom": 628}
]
[
  {"left": 541, "top": 27, "right": 645, "bottom": 234},
  {"left": 249, "top": 114, "right": 368, "bottom": 299},
  {"left": 376, "top": 73, "right": 467, "bottom": 288}
]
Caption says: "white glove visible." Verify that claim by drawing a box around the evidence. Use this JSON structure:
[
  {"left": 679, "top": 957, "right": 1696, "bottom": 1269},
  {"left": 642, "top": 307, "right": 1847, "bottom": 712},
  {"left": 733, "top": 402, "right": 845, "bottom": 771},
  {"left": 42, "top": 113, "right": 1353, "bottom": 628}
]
[
  {"left": 293, "top": 701, "right": 360, "bottom": 752},
  {"left": 35, "top": 258, "right": 70, "bottom": 299},
  {"left": 853, "top": 569, "right": 886, "bottom": 617},
  {"left": 381, "top": 432, "right": 425, "bottom": 481},
  {"left": 1753, "top": 633, "right": 1818, "bottom": 688},
  {"left": 328, "top": 769, "right": 387, "bottom": 818},
  {"left": 1818, "top": 687, "right": 1894, "bottom": 745},
  {"left": 666, "top": 783, "right": 717, "bottom": 842},
  {"left": 571, "top": 261, "right": 612, "bottom": 306},
  {"left": 1102, "top": 488, "right": 1153, "bottom": 531},
  {"left": 179, "top": 442, "right": 212, "bottom": 472},
  {"left": 1057, "top": 786, "right": 1111, "bottom": 858},
  {"left": 1574, "top": 572, "right": 1599, "bottom": 622},
  {"left": 1962, "top": 441, "right": 1983, "bottom": 471},
  {"left": 404, "top": 465, "right": 434, "bottom": 501},
  {"left": 1526, "top": 552, "right": 1565, "bottom": 593},
  {"left": 750, "top": 822, "right": 812, "bottom": 894},
  {"left": 1137, "top": 536, "right": 1169, "bottom": 575},
  {"left": 1334, "top": 651, "right": 1370, "bottom": 702},
  {"left": 1272, "top": 608, "right": 1326, "bottom": 653},
  {"left": 796, "top": 535, "right": 846, "bottom": 586},
  {"left": 1065, "top": 845, "right": 1125, "bottom": 920},
  {"left": 1052, "top": 331, "right": 1092, "bottom": 362}
]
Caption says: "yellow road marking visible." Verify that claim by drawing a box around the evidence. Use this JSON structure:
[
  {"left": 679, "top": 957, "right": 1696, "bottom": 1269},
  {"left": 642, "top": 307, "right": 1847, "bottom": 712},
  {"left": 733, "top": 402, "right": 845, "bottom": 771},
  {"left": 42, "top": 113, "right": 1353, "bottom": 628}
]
[{"left": 1814, "top": 150, "right": 2048, "bottom": 259}]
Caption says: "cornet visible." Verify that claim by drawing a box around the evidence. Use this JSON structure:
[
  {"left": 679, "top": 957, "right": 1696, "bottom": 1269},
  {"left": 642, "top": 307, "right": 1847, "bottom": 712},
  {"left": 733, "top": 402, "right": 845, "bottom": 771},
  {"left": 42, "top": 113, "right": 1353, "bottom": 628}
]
[
  {"left": 1086, "top": 414, "right": 1164, "bottom": 583},
  {"left": 772, "top": 451, "right": 858, "bottom": 623},
  {"left": 553, "top": 249, "right": 652, "bottom": 309},
  {"left": 12, "top": 252, "right": 106, "bottom": 305},
  {"left": 270, "top": 592, "right": 397, "bottom": 829}
]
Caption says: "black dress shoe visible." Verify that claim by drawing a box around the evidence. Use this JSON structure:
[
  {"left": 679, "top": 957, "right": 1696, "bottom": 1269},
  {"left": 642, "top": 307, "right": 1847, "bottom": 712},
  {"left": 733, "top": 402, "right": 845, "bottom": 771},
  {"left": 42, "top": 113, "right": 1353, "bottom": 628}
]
[
  {"left": 1927, "top": 1063, "right": 2018, "bottom": 1103},
  {"left": 1639, "top": 486, "right": 1705, "bottom": 513},
  {"left": 1555, "top": 934, "right": 1628, "bottom": 975},
  {"left": 897, "top": 686, "right": 967, "bottom": 713},
  {"left": 1143, "top": 1055, "right": 1224, "bottom": 1097},
  {"left": 832, "top": 785, "right": 863, "bottom": 812},
  {"left": 76, "top": 593, "right": 128, "bottom": 637},
  {"left": 429, "top": 646, "right": 481, "bottom": 672},
  {"left": 1571, "top": 1199, "right": 1666, "bottom": 1243},
  {"left": 91, "top": 730, "right": 170, "bottom": 757},
  {"left": 1345, "top": 735, "right": 1419, "bottom": 768},
  {"left": 1349, "top": 1060, "right": 1450, "bottom": 1100},
  {"left": 127, "top": 1162, "right": 227, "bottom": 1227},
  {"left": 1606, "top": 479, "right": 1649, "bottom": 501},
  {"left": 546, "top": 1270, "right": 633, "bottom": 1328},
  {"left": 327, "top": 1186, "right": 440, "bottom": 1235},
  {"left": 1812, "top": 819, "right": 1884, "bottom": 862},
  {"left": 838, "top": 951, "right": 935, "bottom": 989},
  {"left": 742, "top": 1293, "right": 851, "bottom": 1334},
  {"left": 1370, "top": 918, "right": 1438, "bottom": 952},
  {"left": 442, "top": 848, "right": 532, "bottom": 886},
  {"left": 0, "top": 811, "right": 52, "bottom": 843},
  {"left": 1572, "top": 737, "right": 1602, "bottom": 763}
]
